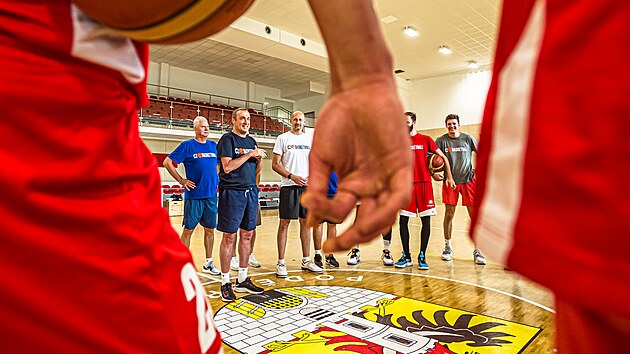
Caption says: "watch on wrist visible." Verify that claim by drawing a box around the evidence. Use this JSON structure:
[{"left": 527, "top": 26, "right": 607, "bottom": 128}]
[{"left": 287, "top": 173, "right": 292, "bottom": 180}]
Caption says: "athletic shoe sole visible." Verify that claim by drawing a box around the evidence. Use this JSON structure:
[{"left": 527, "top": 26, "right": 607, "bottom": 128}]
[
  {"left": 234, "top": 287, "right": 263, "bottom": 295},
  {"left": 301, "top": 266, "right": 324, "bottom": 273},
  {"left": 202, "top": 268, "right": 221, "bottom": 276},
  {"left": 418, "top": 265, "right": 429, "bottom": 270}
]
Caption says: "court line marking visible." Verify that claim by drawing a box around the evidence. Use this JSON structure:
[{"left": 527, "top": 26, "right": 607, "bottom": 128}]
[{"left": 200, "top": 268, "right": 555, "bottom": 313}]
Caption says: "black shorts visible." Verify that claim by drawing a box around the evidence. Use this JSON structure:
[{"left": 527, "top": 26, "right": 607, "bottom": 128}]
[{"left": 279, "top": 186, "right": 307, "bottom": 220}]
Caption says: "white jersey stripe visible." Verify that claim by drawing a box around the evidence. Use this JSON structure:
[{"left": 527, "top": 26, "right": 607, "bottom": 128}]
[
  {"left": 70, "top": 5, "right": 145, "bottom": 84},
  {"left": 474, "top": 0, "right": 546, "bottom": 264}
]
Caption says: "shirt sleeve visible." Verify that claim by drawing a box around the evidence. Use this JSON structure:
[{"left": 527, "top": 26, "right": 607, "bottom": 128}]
[
  {"left": 428, "top": 137, "right": 439, "bottom": 153},
  {"left": 272, "top": 134, "right": 284, "bottom": 155},
  {"left": 168, "top": 141, "right": 188, "bottom": 164},
  {"left": 217, "top": 135, "right": 233, "bottom": 158},
  {"left": 469, "top": 134, "right": 479, "bottom": 152}
]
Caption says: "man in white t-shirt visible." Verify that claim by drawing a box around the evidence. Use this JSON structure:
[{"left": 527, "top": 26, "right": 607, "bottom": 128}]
[{"left": 272, "top": 111, "right": 323, "bottom": 277}]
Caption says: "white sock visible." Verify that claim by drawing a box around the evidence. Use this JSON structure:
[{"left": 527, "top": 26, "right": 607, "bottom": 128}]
[
  {"left": 278, "top": 259, "right": 285, "bottom": 265},
  {"left": 302, "top": 257, "right": 310, "bottom": 263},
  {"left": 238, "top": 268, "right": 248, "bottom": 283},
  {"left": 383, "top": 240, "right": 391, "bottom": 250},
  {"left": 221, "top": 273, "right": 230, "bottom": 285},
  {"left": 445, "top": 239, "right": 452, "bottom": 247},
  {"left": 249, "top": 253, "right": 255, "bottom": 259},
  {"left": 231, "top": 256, "right": 237, "bottom": 262},
  {"left": 314, "top": 250, "right": 322, "bottom": 256}
]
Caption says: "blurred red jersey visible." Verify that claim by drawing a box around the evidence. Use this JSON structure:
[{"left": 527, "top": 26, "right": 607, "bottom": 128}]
[
  {"left": 0, "top": 1, "right": 221, "bottom": 353},
  {"left": 472, "top": 0, "right": 630, "bottom": 318}
]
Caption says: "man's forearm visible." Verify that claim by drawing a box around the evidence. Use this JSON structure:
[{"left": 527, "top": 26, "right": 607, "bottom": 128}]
[
  {"left": 222, "top": 154, "right": 251, "bottom": 174},
  {"left": 308, "top": 0, "right": 395, "bottom": 92}
]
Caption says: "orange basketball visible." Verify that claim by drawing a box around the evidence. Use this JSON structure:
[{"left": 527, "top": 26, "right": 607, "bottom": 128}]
[
  {"left": 72, "top": 0, "right": 255, "bottom": 44},
  {"left": 428, "top": 154, "right": 445, "bottom": 174}
]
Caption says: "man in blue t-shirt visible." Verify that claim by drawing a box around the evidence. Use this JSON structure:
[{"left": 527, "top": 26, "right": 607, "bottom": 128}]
[
  {"left": 164, "top": 117, "right": 220, "bottom": 275},
  {"left": 216, "top": 108, "right": 267, "bottom": 302}
]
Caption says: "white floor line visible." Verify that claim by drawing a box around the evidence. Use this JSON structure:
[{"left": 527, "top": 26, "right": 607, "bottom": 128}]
[{"left": 199, "top": 268, "right": 554, "bottom": 313}]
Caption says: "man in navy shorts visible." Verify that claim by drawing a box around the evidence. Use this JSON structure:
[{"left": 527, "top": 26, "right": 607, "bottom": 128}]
[
  {"left": 164, "top": 116, "right": 220, "bottom": 275},
  {"left": 217, "top": 108, "right": 267, "bottom": 302}
]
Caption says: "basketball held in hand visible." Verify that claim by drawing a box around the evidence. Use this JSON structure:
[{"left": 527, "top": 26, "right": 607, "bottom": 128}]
[
  {"left": 72, "top": 0, "right": 255, "bottom": 44},
  {"left": 428, "top": 154, "right": 445, "bottom": 174}
]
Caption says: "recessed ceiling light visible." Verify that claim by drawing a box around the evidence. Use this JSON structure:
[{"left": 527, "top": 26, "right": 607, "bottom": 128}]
[
  {"left": 380, "top": 15, "right": 398, "bottom": 24},
  {"left": 467, "top": 60, "right": 479, "bottom": 69},
  {"left": 438, "top": 45, "right": 452, "bottom": 55},
  {"left": 403, "top": 26, "right": 419, "bottom": 38}
]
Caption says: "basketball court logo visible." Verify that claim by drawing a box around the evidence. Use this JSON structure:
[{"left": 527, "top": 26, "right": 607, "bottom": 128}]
[{"left": 214, "top": 286, "right": 540, "bottom": 353}]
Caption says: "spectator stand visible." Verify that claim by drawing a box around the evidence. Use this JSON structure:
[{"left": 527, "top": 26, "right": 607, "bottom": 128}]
[{"left": 257, "top": 182, "right": 280, "bottom": 208}]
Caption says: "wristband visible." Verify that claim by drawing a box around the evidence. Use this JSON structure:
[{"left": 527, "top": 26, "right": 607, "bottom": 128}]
[{"left": 287, "top": 173, "right": 293, "bottom": 180}]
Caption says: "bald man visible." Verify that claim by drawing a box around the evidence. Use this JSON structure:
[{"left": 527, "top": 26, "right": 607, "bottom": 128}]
[{"left": 273, "top": 111, "right": 323, "bottom": 277}]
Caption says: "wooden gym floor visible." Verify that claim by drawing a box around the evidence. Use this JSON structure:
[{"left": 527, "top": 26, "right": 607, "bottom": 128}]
[{"left": 174, "top": 203, "right": 555, "bottom": 353}]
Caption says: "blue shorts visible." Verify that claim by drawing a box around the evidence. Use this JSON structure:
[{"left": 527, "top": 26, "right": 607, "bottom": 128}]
[
  {"left": 218, "top": 187, "right": 258, "bottom": 233},
  {"left": 182, "top": 195, "right": 218, "bottom": 230}
]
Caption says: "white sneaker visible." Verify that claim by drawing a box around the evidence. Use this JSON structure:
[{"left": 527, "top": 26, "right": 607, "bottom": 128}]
[
  {"left": 202, "top": 259, "right": 220, "bottom": 275},
  {"left": 381, "top": 249, "right": 394, "bottom": 266},
  {"left": 301, "top": 260, "right": 323, "bottom": 273},
  {"left": 248, "top": 254, "right": 261, "bottom": 268},
  {"left": 230, "top": 257, "right": 239, "bottom": 271},
  {"left": 347, "top": 248, "right": 360, "bottom": 265},
  {"left": 473, "top": 250, "right": 487, "bottom": 265},
  {"left": 276, "top": 262, "right": 288, "bottom": 278},
  {"left": 441, "top": 245, "right": 453, "bottom": 261}
]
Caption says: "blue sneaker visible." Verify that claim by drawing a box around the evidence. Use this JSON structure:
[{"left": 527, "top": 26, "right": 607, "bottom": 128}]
[
  {"left": 394, "top": 253, "right": 412, "bottom": 268},
  {"left": 418, "top": 251, "right": 429, "bottom": 270}
]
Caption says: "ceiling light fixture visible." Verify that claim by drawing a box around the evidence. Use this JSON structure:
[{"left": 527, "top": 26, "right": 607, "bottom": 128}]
[
  {"left": 403, "top": 26, "right": 419, "bottom": 38},
  {"left": 467, "top": 60, "right": 479, "bottom": 69},
  {"left": 438, "top": 45, "right": 452, "bottom": 54}
]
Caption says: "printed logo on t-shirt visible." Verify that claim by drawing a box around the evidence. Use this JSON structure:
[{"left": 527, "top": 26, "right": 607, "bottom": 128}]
[
  {"left": 287, "top": 145, "right": 310, "bottom": 150},
  {"left": 447, "top": 147, "right": 467, "bottom": 153},
  {"left": 193, "top": 152, "right": 217, "bottom": 159},
  {"left": 235, "top": 148, "right": 254, "bottom": 155},
  {"left": 411, "top": 145, "right": 424, "bottom": 150}
]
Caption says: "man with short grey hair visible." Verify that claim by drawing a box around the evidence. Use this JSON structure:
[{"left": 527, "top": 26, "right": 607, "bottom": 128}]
[{"left": 164, "top": 116, "right": 220, "bottom": 275}]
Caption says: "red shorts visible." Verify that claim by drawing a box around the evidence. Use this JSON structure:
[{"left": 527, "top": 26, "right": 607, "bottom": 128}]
[
  {"left": 442, "top": 176, "right": 476, "bottom": 206},
  {"left": 400, "top": 182, "right": 436, "bottom": 217}
]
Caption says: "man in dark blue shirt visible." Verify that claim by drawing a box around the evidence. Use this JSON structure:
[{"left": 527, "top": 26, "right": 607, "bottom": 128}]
[{"left": 216, "top": 108, "right": 267, "bottom": 302}]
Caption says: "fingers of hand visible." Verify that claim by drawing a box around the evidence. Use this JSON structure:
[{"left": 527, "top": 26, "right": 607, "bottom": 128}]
[{"left": 302, "top": 191, "right": 357, "bottom": 228}]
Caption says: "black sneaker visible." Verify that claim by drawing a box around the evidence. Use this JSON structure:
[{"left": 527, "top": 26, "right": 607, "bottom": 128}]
[
  {"left": 234, "top": 277, "right": 264, "bottom": 294},
  {"left": 220, "top": 283, "right": 236, "bottom": 302},
  {"left": 314, "top": 254, "right": 324, "bottom": 268},
  {"left": 325, "top": 254, "right": 339, "bottom": 268}
]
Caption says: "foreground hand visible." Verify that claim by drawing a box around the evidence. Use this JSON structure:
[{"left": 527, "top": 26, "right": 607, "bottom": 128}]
[{"left": 301, "top": 78, "right": 412, "bottom": 252}]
